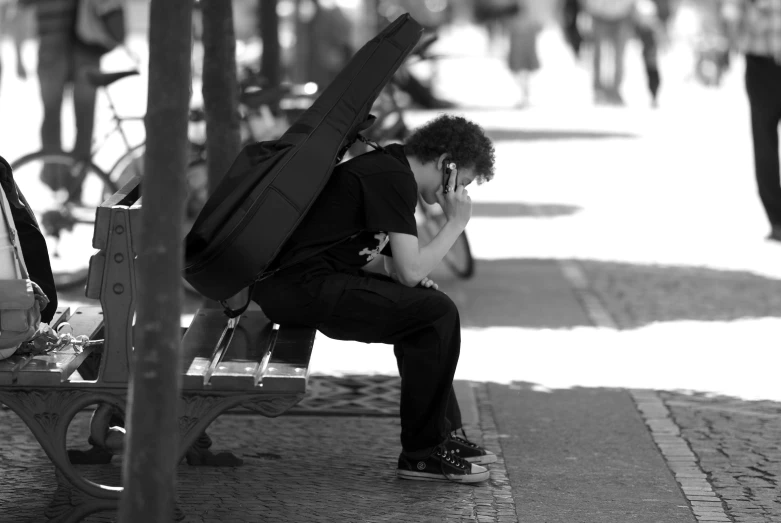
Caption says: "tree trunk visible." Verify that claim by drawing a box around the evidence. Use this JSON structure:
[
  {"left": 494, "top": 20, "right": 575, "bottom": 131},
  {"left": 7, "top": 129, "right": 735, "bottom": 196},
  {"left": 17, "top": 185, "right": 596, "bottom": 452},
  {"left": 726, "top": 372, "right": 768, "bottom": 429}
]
[
  {"left": 117, "top": 0, "right": 192, "bottom": 521},
  {"left": 201, "top": 0, "right": 241, "bottom": 192},
  {"left": 259, "top": 0, "right": 281, "bottom": 86}
]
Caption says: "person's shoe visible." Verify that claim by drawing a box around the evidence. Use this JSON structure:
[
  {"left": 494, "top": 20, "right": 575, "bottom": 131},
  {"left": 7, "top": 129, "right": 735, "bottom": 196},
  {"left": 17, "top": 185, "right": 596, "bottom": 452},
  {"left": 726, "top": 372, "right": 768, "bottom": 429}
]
[
  {"left": 446, "top": 429, "right": 497, "bottom": 465},
  {"left": 397, "top": 444, "right": 489, "bottom": 483}
]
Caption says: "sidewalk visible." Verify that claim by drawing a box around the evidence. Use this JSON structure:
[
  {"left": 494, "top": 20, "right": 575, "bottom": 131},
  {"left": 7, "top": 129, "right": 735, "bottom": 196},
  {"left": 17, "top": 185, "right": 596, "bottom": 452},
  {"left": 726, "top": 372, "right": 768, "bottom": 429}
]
[
  {"left": 2, "top": 377, "right": 761, "bottom": 523},
  {"left": 3, "top": 261, "right": 775, "bottom": 523}
]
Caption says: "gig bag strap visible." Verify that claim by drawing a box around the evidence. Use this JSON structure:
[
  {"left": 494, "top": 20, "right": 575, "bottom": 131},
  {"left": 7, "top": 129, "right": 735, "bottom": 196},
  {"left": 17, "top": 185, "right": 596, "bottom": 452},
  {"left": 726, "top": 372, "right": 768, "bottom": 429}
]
[{"left": 0, "top": 185, "right": 29, "bottom": 280}]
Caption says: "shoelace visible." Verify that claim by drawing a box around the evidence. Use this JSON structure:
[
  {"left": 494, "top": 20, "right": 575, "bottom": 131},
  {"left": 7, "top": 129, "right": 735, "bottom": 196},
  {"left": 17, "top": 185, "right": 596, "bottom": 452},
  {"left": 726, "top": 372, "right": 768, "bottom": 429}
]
[
  {"left": 450, "top": 428, "right": 480, "bottom": 449},
  {"left": 432, "top": 441, "right": 471, "bottom": 483}
]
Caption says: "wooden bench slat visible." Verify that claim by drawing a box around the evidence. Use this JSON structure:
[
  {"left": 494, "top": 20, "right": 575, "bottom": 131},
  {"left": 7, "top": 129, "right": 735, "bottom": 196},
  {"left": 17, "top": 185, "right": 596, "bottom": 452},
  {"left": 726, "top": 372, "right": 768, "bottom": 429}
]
[
  {"left": 259, "top": 325, "right": 315, "bottom": 394},
  {"left": 0, "top": 308, "right": 71, "bottom": 385},
  {"left": 180, "top": 309, "right": 225, "bottom": 390},
  {"left": 180, "top": 309, "right": 275, "bottom": 390},
  {"left": 15, "top": 307, "right": 105, "bottom": 386},
  {"left": 208, "top": 315, "right": 275, "bottom": 389},
  {"left": 204, "top": 311, "right": 275, "bottom": 390}
]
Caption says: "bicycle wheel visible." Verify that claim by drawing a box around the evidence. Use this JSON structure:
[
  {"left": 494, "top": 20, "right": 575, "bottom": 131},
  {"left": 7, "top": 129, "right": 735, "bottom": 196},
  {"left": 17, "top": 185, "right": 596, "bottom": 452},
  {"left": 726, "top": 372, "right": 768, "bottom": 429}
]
[
  {"left": 416, "top": 202, "right": 475, "bottom": 279},
  {"left": 110, "top": 142, "right": 146, "bottom": 189},
  {"left": 111, "top": 143, "right": 208, "bottom": 219},
  {"left": 11, "top": 152, "right": 117, "bottom": 290}
]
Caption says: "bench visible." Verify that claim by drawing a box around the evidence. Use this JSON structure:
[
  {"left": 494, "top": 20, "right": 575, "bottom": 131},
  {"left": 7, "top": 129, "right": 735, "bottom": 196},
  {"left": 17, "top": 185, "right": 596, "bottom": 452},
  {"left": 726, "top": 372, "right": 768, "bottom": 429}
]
[{"left": 0, "top": 173, "right": 316, "bottom": 522}]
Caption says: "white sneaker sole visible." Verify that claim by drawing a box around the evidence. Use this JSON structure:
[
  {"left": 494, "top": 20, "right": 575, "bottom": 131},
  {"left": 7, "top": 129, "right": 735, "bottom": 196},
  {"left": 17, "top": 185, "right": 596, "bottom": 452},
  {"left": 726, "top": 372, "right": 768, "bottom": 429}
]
[
  {"left": 397, "top": 464, "right": 490, "bottom": 483},
  {"left": 464, "top": 453, "right": 497, "bottom": 465}
]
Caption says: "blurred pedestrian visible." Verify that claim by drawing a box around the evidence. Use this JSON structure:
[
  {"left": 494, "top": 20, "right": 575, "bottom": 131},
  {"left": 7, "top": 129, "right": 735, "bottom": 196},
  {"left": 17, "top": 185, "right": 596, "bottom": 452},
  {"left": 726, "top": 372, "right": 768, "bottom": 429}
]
[
  {"left": 304, "top": 0, "right": 353, "bottom": 90},
  {"left": 473, "top": 0, "right": 522, "bottom": 56},
  {"left": 583, "top": 0, "right": 636, "bottom": 105},
  {"left": 724, "top": 0, "right": 781, "bottom": 241},
  {"left": 633, "top": 0, "right": 665, "bottom": 106},
  {"left": 561, "top": 0, "right": 583, "bottom": 57},
  {"left": 0, "top": 0, "right": 30, "bottom": 88},
  {"left": 20, "top": 0, "right": 124, "bottom": 195},
  {"left": 507, "top": 1, "right": 542, "bottom": 108}
]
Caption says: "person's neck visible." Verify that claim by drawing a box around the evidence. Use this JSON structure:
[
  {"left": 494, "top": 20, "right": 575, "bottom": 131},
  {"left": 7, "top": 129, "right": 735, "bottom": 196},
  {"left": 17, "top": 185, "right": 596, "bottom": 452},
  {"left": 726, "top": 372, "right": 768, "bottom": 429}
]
[{"left": 406, "top": 154, "right": 430, "bottom": 193}]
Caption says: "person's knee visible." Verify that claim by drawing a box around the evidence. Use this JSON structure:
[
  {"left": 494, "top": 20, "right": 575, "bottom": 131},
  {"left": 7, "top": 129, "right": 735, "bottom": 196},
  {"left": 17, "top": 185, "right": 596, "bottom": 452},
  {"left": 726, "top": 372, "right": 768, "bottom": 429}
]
[{"left": 422, "top": 291, "right": 460, "bottom": 326}]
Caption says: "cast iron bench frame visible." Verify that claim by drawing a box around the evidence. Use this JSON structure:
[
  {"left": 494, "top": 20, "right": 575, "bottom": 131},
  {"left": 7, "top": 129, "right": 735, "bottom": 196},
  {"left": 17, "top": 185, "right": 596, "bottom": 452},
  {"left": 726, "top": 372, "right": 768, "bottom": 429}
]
[{"left": 0, "top": 173, "right": 316, "bottom": 522}]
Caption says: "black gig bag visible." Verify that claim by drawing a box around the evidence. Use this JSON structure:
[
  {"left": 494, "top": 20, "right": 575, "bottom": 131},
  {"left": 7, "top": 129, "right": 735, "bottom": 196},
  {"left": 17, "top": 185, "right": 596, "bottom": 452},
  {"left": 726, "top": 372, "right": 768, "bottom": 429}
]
[{"left": 184, "top": 14, "right": 422, "bottom": 301}]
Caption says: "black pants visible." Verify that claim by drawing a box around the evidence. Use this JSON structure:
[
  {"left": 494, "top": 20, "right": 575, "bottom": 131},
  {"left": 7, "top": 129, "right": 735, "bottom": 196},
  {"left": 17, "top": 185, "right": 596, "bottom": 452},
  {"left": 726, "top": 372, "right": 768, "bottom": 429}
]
[
  {"left": 254, "top": 267, "right": 462, "bottom": 456},
  {"left": 745, "top": 54, "right": 781, "bottom": 229},
  {"left": 37, "top": 40, "right": 101, "bottom": 160}
]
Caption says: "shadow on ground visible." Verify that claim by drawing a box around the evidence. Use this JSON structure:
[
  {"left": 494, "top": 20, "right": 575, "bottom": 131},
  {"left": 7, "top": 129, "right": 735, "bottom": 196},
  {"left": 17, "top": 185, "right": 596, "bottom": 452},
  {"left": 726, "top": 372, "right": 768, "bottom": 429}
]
[
  {"left": 484, "top": 128, "right": 639, "bottom": 142},
  {"left": 577, "top": 259, "right": 781, "bottom": 329},
  {"left": 61, "top": 258, "right": 781, "bottom": 332},
  {"left": 471, "top": 201, "right": 581, "bottom": 218},
  {"left": 435, "top": 258, "right": 781, "bottom": 330}
]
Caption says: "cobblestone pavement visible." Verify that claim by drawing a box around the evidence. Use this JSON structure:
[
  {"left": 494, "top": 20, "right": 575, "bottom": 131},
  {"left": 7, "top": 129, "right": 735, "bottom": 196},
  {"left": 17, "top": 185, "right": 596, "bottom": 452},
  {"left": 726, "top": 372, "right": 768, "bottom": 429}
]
[
  {"left": 0, "top": 383, "right": 514, "bottom": 523},
  {"left": 660, "top": 392, "right": 781, "bottom": 523}
]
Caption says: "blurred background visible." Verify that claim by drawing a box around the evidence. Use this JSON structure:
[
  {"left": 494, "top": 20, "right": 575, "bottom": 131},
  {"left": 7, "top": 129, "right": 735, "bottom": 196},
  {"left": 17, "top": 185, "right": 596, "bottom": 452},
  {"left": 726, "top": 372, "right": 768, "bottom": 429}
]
[{"left": 1, "top": 0, "right": 779, "bottom": 401}]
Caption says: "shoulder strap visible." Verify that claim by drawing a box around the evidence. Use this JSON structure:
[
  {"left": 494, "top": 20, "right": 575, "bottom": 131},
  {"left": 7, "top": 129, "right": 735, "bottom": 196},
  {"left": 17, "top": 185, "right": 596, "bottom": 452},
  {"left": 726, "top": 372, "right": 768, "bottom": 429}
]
[{"left": 0, "top": 186, "right": 29, "bottom": 280}]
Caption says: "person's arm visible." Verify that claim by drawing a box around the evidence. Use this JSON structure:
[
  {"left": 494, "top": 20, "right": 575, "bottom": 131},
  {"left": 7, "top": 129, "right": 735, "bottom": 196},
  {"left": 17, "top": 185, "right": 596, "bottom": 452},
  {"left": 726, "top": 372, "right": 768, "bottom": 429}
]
[
  {"left": 387, "top": 169, "right": 472, "bottom": 287},
  {"left": 383, "top": 254, "right": 398, "bottom": 280},
  {"left": 387, "top": 221, "right": 465, "bottom": 287}
]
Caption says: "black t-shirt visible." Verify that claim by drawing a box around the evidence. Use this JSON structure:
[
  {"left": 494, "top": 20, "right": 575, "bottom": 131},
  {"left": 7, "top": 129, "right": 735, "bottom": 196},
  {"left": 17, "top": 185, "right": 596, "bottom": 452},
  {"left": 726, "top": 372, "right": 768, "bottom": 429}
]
[{"left": 272, "top": 144, "right": 418, "bottom": 273}]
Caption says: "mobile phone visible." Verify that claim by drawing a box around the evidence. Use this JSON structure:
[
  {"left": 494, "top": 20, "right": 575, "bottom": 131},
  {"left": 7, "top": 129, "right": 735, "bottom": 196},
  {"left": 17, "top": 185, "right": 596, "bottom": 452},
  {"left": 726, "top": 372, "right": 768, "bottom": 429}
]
[{"left": 442, "top": 160, "right": 457, "bottom": 191}]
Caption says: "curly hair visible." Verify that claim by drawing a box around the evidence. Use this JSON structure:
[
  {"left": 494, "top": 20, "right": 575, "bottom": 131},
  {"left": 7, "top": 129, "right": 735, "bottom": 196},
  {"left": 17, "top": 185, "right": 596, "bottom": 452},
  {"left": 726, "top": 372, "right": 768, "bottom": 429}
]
[{"left": 403, "top": 114, "right": 495, "bottom": 183}]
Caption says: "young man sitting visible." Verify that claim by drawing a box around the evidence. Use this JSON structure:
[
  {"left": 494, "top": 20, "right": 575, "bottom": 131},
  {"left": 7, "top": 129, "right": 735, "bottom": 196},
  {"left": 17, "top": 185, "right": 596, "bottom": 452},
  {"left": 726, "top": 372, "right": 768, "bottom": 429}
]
[{"left": 253, "top": 114, "right": 496, "bottom": 483}]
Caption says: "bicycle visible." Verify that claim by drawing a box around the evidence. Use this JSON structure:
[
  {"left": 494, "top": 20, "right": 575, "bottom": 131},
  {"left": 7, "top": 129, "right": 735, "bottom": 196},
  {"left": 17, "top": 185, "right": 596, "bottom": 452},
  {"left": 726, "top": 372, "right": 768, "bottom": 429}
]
[
  {"left": 10, "top": 69, "right": 154, "bottom": 290},
  {"left": 13, "top": 65, "right": 315, "bottom": 292}
]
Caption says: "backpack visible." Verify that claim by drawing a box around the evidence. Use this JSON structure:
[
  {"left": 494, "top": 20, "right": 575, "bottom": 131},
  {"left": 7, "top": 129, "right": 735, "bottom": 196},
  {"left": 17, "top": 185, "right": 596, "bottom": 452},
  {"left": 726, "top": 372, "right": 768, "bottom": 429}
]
[
  {"left": 0, "top": 157, "right": 57, "bottom": 325},
  {"left": 184, "top": 13, "right": 423, "bottom": 303},
  {"left": 75, "top": 0, "right": 126, "bottom": 53},
  {"left": 0, "top": 184, "right": 47, "bottom": 359}
]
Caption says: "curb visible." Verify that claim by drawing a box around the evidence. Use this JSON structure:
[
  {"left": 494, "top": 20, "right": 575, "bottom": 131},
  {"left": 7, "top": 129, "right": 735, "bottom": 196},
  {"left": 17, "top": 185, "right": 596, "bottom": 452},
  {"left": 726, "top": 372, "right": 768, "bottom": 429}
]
[{"left": 631, "top": 389, "right": 733, "bottom": 523}]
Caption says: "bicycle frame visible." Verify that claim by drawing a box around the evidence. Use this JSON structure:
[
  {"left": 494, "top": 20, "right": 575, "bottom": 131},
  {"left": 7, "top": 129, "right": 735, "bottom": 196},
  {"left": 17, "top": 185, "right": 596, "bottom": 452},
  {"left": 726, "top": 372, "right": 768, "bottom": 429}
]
[{"left": 91, "top": 87, "right": 146, "bottom": 178}]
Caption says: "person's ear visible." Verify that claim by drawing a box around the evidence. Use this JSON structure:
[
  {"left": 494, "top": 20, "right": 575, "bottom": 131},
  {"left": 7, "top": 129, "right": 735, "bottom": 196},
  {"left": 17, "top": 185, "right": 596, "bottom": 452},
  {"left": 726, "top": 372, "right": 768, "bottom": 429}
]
[{"left": 436, "top": 152, "right": 449, "bottom": 172}]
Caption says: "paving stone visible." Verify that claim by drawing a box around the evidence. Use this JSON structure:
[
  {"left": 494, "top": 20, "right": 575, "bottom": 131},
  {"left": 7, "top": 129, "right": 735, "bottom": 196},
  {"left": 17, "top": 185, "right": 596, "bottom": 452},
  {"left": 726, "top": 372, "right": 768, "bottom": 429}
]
[
  {"left": 0, "top": 408, "right": 511, "bottom": 523},
  {"left": 659, "top": 392, "right": 781, "bottom": 523}
]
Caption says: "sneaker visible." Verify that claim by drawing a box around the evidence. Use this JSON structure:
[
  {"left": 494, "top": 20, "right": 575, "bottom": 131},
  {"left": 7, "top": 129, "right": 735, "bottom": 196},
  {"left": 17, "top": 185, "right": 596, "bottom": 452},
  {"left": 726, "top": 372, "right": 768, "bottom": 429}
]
[
  {"left": 446, "top": 429, "right": 497, "bottom": 465},
  {"left": 397, "top": 444, "right": 489, "bottom": 483}
]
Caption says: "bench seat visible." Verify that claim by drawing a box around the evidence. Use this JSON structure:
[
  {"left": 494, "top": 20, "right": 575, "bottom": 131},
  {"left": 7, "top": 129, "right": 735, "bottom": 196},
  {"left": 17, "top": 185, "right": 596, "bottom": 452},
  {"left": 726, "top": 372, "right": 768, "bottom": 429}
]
[
  {"left": 0, "top": 172, "right": 318, "bottom": 522},
  {"left": 181, "top": 309, "right": 315, "bottom": 393},
  {"left": 0, "top": 307, "right": 104, "bottom": 387}
]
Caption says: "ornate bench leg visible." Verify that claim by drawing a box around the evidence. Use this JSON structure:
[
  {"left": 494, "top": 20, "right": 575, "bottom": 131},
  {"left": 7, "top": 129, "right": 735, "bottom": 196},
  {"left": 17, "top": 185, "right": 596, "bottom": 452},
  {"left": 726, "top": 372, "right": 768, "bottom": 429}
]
[
  {"left": 85, "top": 400, "right": 244, "bottom": 467},
  {"left": 45, "top": 469, "right": 119, "bottom": 523},
  {"left": 0, "top": 390, "right": 125, "bottom": 521},
  {"left": 178, "top": 394, "right": 270, "bottom": 468},
  {"left": 185, "top": 430, "right": 244, "bottom": 466}
]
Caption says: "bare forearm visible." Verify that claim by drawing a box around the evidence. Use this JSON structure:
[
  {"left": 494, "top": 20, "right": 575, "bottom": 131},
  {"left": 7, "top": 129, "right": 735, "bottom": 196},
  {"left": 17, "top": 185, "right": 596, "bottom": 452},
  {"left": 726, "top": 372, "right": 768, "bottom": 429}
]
[{"left": 396, "top": 220, "right": 465, "bottom": 286}]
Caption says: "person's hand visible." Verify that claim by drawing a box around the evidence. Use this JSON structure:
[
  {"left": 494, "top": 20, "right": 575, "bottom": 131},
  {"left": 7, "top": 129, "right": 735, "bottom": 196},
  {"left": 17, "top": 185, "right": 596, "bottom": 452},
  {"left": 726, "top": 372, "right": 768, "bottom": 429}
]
[
  {"left": 435, "top": 165, "right": 472, "bottom": 228},
  {"left": 30, "top": 281, "right": 50, "bottom": 310},
  {"left": 418, "top": 277, "right": 438, "bottom": 290}
]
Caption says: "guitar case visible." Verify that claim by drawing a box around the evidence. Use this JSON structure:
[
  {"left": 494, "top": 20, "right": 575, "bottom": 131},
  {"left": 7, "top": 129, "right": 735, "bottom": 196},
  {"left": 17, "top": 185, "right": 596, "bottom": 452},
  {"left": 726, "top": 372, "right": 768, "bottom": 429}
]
[{"left": 184, "top": 14, "right": 423, "bottom": 301}]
